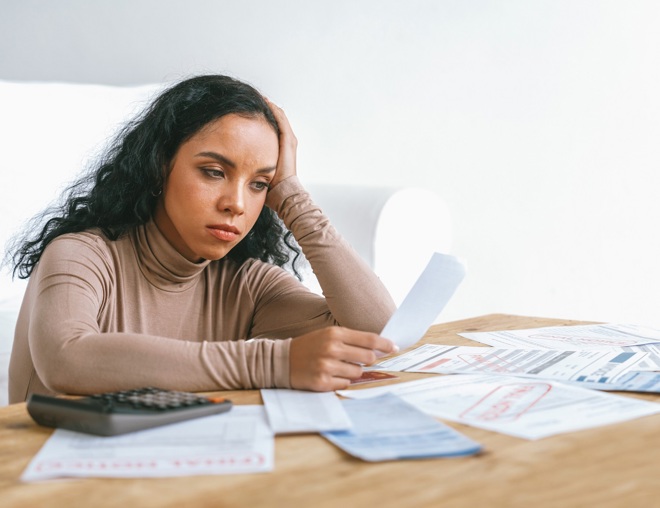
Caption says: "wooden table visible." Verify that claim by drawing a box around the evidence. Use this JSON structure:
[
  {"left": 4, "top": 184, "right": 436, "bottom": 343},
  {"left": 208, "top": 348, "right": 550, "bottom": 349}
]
[{"left": 1, "top": 314, "right": 658, "bottom": 507}]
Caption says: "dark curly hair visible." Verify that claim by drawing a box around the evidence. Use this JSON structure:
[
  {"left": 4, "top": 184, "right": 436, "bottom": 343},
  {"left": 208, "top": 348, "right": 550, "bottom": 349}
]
[{"left": 9, "top": 75, "right": 301, "bottom": 279}]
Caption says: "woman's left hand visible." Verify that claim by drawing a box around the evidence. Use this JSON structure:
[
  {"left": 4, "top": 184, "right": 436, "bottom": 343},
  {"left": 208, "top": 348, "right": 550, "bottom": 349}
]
[{"left": 265, "top": 98, "right": 298, "bottom": 189}]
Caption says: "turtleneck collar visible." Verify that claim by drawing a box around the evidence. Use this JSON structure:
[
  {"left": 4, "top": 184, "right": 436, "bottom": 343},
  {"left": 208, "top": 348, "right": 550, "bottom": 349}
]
[{"left": 131, "top": 220, "right": 212, "bottom": 292}]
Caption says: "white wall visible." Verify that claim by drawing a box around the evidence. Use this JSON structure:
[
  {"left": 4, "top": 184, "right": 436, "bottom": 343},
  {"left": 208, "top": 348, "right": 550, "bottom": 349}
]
[{"left": 2, "top": 0, "right": 660, "bottom": 326}]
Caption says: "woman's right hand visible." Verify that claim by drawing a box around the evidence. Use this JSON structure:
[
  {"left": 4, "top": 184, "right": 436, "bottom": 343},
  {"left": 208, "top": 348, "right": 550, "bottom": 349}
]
[{"left": 288, "top": 326, "right": 398, "bottom": 391}]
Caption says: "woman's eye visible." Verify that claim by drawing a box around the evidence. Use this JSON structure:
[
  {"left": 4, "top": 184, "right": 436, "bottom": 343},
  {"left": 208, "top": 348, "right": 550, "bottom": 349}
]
[
  {"left": 203, "top": 168, "right": 225, "bottom": 179},
  {"left": 251, "top": 181, "right": 269, "bottom": 192}
]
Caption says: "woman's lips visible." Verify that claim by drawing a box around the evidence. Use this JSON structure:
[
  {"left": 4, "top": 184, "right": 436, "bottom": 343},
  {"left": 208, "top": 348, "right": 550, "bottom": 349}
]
[{"left": 207, "top": 225, "right": 240, "bottom": 242}]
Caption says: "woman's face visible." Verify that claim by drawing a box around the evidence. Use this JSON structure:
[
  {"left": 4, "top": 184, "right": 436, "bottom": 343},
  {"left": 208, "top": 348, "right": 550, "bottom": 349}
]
[{"left": 154, "top": 114, "right": 279, "bottom": 262}]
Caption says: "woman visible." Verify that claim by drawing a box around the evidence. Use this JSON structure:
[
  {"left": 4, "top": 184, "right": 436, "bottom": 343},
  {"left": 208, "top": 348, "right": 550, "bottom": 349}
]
[{"left": 7, "top": 75, "right": 397, "bottom": 403}]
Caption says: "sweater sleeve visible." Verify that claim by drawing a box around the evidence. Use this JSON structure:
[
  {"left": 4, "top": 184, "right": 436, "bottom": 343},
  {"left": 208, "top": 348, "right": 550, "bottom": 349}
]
[
  {"left": 261, "top": 176, "right": 396, "bottom": 333},
  {"left": 23, "top": 234, "right": 291, "bottom": 396}
]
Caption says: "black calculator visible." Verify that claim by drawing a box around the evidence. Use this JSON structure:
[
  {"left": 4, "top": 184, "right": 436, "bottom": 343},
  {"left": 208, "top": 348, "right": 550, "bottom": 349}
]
[{"left": 27, "top": 387, "right": 233, "bottom": 437}]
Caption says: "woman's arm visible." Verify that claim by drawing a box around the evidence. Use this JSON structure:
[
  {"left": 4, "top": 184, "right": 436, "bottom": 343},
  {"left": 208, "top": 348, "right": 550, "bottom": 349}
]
[
  {"left": 19, "top": 234, "right": 291, "bottom": 398},
  {"left": 266, "top": 177, "right": 396, "bottom": 331},
  {"left": 265, "top": 100, "right": 396, "bottom": 332},
  {"left": 262, "top": 102, "right": 397, "bottom": 391}
]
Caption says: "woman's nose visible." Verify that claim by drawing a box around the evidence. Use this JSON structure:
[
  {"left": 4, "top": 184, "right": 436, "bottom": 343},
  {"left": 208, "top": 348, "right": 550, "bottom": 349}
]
[{"left": 217, "top": 184, "right": 245, "bottom": 215}]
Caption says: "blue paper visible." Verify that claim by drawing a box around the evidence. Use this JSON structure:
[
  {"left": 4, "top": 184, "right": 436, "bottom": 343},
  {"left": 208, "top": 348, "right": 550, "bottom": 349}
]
[
  {"left": 566, "top": 370, "right": 660, "bottom": 393},
  {"left": 322, "top": 393, "right": 481, "bottom": 462}
]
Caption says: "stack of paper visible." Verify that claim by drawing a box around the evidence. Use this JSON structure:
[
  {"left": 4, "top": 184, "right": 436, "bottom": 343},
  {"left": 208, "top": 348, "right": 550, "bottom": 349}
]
[
  {"left": 22, "top": 406, "right": 274, "bottom": 482},
  {"left": 458, "top": 324, "right": 660, "bottom": 391},
  {"left": 338, "top": 374, "right": 660, "bottom": 440},
  {"left": 372, "top": 343, "right": 654, "bottom": 387}
]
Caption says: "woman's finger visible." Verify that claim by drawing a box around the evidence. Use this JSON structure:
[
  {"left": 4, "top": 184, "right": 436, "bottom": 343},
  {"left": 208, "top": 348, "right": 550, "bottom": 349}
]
[
  {"left": 330, "top": 359, "right": 364, "bottom": 382},
  {"left": 263, "top": 97, "right": 297, "bottom": 187},
  {"left": 340, "top": 331, "right": 399, "bottom": 357}
]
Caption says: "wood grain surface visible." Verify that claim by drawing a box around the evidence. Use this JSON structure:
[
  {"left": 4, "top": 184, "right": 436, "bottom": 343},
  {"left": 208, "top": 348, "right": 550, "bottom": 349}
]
[{"left": 1, "top": 314, "right": 658, "bottom": 508}]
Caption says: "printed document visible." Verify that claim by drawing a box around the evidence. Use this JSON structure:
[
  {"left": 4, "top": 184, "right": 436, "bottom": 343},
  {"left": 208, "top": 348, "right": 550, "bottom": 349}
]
[
  {"left": 460, "top": 323, "right": 660, "bottom": 349},
  {"left": 261, "top": 389, "right": 352, "bottom": 434},
  {"left": 22, "top": 405, "right": 273, "bottom": 481},
  {"left": 563, "top": 370, "right": 660, "bottom": 393},
  {"left": 322, "top": 393, "right": 481, "bottom": 461},
  {"left": 373, "top": 344, "right": 652, "bottom": 385},
  {"left": 337, "top": 375, "right": 660, "bottom": 439},
  {"left": 460, "top": 324, "right": 660, "bottom": 371},
  {"left": 379, "top": 252, "right": 465, "bottom": 351}
]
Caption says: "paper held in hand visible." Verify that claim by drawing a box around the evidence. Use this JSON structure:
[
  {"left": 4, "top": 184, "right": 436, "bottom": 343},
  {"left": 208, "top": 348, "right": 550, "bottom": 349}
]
[{"left": 379, "top": 252, "right": 466, "bottom": 351}]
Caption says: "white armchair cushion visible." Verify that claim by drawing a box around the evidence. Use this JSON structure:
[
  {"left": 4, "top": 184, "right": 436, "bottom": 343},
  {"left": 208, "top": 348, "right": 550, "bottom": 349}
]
[
  {"left": 0, "top": 80, "right": 160, "bottom": 302},
  {"left": 305, "top": 184, "right": 452, "bottom": 305},
  {"left": 0, "top": 310, "right": 15, "bottom": 406}
]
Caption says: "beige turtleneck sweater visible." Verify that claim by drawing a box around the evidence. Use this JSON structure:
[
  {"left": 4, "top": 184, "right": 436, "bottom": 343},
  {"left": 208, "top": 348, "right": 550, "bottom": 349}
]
[{"left": 8, "top": 177, "right": 395, "bottom": 403}]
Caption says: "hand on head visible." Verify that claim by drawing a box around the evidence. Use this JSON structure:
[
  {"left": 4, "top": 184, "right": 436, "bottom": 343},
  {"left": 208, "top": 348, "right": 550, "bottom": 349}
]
[
  {"left": 288, "top": 326, "right": 398, "bottom": 391},
  {"left": 264, "top": 98, "right": 298, "bottom": 189}
]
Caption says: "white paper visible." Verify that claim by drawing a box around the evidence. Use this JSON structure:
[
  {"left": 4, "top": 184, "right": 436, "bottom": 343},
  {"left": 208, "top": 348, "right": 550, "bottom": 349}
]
[
  {"left": 260, "top": 389, "right": 352, "bottom": 434},
  {"left": 373, "top": 344, "right": 651, "bottom": 385},
  {"left": 321, "top": 393, "right": 481, "bottom": 461},
  {"left": 337, "top": 375, "right": 660, "bottom": 440},
  {"left": 380, "top": 252, "right": 465, "bottom": 350},
  {"left": 21, "top": 406, "right": 274, "bottom": 481},
  {"left": 460, "top": 323, "right": 660, "bottom": 348},
  {"left": 460, "top": 324, "right": 660, "bottom": 371},
  {"left": 371, "top": 344, "right": 457, "bottom": 372}
]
